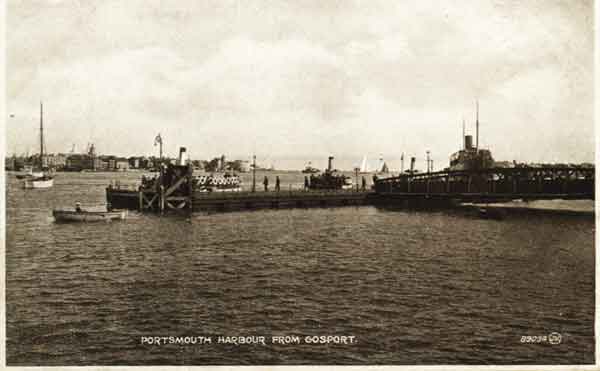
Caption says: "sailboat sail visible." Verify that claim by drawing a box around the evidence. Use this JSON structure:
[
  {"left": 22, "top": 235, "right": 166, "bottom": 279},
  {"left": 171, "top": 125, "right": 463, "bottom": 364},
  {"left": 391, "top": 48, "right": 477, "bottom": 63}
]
[{"left": 360, "top": 156, "right": 369, "bottom": 173}]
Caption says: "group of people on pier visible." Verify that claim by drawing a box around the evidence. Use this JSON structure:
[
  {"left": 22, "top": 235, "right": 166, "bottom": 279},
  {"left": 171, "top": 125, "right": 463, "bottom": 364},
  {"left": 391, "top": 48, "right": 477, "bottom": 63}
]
[{"left": 262, "top": 175, "right": 280, "bottom": 191}]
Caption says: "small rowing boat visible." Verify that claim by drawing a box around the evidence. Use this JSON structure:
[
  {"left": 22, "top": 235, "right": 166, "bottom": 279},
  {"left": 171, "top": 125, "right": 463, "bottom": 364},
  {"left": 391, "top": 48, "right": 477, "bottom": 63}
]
[
  {"left": 23, "top": 175, "right": 54, "bottom": 189},
  {"left": 52, "top": 209, "right": 128, "bottom": 223}
]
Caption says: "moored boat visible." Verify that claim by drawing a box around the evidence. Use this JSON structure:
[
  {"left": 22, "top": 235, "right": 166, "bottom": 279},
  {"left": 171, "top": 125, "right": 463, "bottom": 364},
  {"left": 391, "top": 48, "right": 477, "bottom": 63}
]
[
  {"left": 22, "top": 102, "right": 54, "bottom": 189},
  {"left": 23, "top": 176, "right": 54, "bottom": 189},
  {"left": 16, "top": 165, "right": 44, "bottom": 179},
  {"left": 52, "top": 209, "right": 128, "bottom": 222}
]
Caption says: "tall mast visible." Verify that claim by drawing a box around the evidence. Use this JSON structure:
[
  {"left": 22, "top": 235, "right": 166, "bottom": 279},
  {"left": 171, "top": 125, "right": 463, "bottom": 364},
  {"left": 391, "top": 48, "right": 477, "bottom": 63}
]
[
  {"left": 40, "top": 101, "right": 44, "bottom": 167},
  {"left": 462, "top": 118, "right": 466, "bottom": 150},
  {"left": 475, "top": 101, "right": 479, "bottom": 151}
]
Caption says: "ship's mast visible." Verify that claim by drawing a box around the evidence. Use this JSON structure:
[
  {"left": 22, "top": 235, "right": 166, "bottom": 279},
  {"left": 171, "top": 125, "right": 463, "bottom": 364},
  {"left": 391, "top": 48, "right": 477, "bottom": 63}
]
[
  {"left": 40, "top": 101, "right": 44, "bottom": 168},
  {"left": 475, "top": 101, "right": 479, "bottom": 151},
  {"left": 462, "top": 118, "right": 466, "bottom": 150}
]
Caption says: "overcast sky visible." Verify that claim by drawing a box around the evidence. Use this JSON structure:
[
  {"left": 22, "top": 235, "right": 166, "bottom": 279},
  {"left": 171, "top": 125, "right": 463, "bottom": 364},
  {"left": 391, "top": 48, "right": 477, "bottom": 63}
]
[{"left": 6, "top": 0, "right": 594, "bottom": 170}]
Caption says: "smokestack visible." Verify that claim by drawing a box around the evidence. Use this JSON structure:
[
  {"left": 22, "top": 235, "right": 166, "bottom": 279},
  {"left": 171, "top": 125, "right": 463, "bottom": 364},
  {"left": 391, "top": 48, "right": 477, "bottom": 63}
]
[
  {"left": 328, "top": 156, "right": 334, "bottom": 172},
  {"left": 178, "top": 147, "right": 187, "bottom": 165},
  {"left": 410, "top": 157, "right": 416, "bottom": 174},
  {"left": 462, "top": 118, "right": 466, "bottom": 150},
  {"left": 465, "top": 135, "right": 473, "bottom": 150}
]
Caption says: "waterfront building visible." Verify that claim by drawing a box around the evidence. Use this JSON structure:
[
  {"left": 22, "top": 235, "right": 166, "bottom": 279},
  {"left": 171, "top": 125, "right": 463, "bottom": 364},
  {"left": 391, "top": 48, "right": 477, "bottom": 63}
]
[
  {"left": 66, "top": 154, "right": 93, "bottom": 171},
  {"left": 115, "top": 157, "right": 129, "bottom": 171},
  {"left": 239, "top": 160, "right": 250, "bottom": 172},
  {"left": 43, "top": 153, "right": 68, "bottom": 170},
  {"left": 128, "top": 156, "right": 140, "bottom": 169},
  {"left": 5, "top": 156, "right": 16, "bottom": 170}
]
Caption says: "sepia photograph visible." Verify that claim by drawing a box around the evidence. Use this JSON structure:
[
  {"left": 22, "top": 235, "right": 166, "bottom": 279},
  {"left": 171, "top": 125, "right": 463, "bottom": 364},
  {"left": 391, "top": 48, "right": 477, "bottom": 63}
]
[{"left": 3, "top": 0, "right": 596, "bottom": 366}]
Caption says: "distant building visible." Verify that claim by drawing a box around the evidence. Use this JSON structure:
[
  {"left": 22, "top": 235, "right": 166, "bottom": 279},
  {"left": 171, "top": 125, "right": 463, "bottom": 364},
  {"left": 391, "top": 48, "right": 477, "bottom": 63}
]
[
  {"left": 93, "top": 158, "right": 108, "bottom": 171},
  {"left": 128, "top": 156, "right": 140, "bottom": 169},
  {"left": 43, "top": 153, "right": 67, "bottom": 170},
  {"left": 103, "top": 156, "right": 116, "bottom": 170},
  {"left": 5, "top": 156, "right": 16, "bottom": 171},
  {"left": 66, "top": 154, "right": 93, "bottom": 171},
  {"left": 494, "top": 161, "right": 514, "bottom": 168},
  {"left": 239, "top": 160, "right": 250, "bottom": 172},
  {"left": 115, "top": 157, "right": 129, "bottom": 171}
]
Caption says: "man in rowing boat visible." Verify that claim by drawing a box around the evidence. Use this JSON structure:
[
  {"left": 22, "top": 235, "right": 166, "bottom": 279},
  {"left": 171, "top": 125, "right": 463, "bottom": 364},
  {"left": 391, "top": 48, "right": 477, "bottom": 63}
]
[{"left": 75, "top": 202, "right": 83, "bottom": 213}]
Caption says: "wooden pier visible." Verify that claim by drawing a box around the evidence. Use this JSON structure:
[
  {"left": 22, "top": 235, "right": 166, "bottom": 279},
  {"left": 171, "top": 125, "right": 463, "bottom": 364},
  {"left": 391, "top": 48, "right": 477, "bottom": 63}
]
[
  {"left": 373, "top": 166, "right": 595, "bottom": 203},
  {"left": 107, "top": 187, "right": 371, "bottom": 213},
  {"left": 106, "top": 163, "right": 594, "bottom": 214},
  {"left": 106, "top": 162, "right": 371, "bottom": 213}
]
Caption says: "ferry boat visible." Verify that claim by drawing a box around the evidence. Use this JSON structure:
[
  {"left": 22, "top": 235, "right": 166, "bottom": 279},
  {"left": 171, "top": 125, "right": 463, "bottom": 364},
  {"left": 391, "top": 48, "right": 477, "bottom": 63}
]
[
  {"left": 448, "top": 104, "right": 494, "bottom": 171},
  {"left": 308, "top": 156, "right": 353, "bottom": 190}
]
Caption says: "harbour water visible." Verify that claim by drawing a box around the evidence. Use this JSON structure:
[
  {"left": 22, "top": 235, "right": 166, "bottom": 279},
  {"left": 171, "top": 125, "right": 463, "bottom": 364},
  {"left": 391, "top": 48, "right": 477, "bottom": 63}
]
[{"left": 5, "top": 172, "right": 595, "bottom": 365}]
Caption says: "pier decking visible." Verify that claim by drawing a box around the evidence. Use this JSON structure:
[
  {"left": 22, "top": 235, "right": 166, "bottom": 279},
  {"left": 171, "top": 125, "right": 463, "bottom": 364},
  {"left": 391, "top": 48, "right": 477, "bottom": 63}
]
[{"left": 107, "top": 187, "right": 372, "bottom": 212}]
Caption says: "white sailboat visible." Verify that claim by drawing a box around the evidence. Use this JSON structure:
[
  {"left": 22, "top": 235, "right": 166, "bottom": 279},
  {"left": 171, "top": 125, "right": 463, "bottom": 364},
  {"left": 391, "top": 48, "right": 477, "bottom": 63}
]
[
  {"left": 359, "top": 156, "right": 369, "bottom": 173},
  {"left": 23, "top": 102, "right": 54, "bottom": 189}
]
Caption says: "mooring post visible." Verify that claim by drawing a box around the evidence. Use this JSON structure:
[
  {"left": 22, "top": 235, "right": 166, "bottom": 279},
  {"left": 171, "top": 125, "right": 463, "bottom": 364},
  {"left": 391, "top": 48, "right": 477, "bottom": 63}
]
[
  {"left": 188, "top": 163, "right": 193, "bottom": 213},
  {"left": 138, "top": 190, "right": 143, "bottom": 211},
  {"left": 160, "top": 185, "right": 165, "bottom": 214},
  {"left": 159, "top": 165, "right": 164, "bottom": 214}
]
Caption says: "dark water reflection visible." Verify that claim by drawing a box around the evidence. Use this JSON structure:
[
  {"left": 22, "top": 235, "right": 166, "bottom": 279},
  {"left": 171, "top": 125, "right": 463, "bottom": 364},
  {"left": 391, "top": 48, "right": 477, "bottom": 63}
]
[{"left": 5, "top": 172, "right": 595, "bottom": 365}]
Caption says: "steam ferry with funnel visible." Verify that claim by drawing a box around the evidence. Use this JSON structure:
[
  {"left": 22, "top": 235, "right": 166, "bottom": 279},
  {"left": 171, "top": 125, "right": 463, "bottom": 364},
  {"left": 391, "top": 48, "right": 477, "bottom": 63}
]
[{"left": 448, "top": 102, "right": 494, "bottom": 171}]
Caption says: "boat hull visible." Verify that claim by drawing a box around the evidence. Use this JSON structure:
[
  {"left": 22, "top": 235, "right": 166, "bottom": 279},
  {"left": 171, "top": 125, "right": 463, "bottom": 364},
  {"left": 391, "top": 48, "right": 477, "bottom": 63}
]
[
  {"left": 23, "top": 177, "right": 54, "bottom": 189},
  {"left": 16, "top": 171, "right": 44, "bottom": 179},
  {"left": 52, "top": 209, "right": 128, "bottom": 222}
]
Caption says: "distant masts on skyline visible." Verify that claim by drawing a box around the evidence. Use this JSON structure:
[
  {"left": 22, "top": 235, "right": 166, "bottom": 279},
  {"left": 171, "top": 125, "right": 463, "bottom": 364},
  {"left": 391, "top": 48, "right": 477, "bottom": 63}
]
[
  {"left": 460, "top": 101, "right": 481, "bottom": 151},
  {"left": 154, "top": 133, "right": 163, "bottom": 160}
]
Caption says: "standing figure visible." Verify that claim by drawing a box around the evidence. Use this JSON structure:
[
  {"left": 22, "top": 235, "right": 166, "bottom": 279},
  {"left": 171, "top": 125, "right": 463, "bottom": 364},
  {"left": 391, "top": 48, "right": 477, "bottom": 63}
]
[
  {"left": 361, "top": 176, "right": 366, "bottom": 191},
  {"left": 275, "top": 176, "right": 281, "bottom": 192},
  {"left": 304, "top": 176, "right": 309, "bottom": 190},
  {"left": 263, "top": 176, "right": 269, "bottom": 191}
]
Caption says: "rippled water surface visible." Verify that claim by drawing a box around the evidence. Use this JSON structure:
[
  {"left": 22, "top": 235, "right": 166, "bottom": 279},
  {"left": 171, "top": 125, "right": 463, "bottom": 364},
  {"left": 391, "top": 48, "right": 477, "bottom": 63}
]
[{"left": 6, "top": 172, "right": 595, "bottom": 365}]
